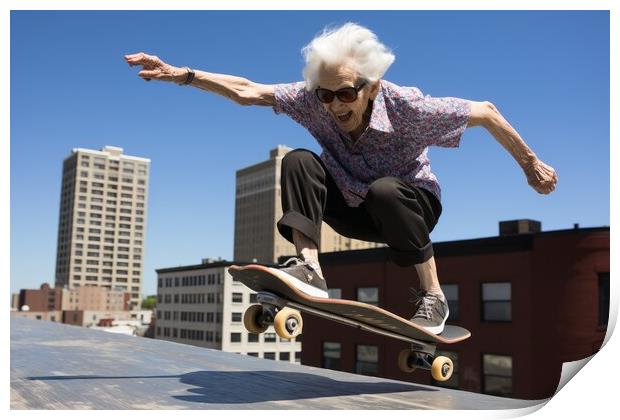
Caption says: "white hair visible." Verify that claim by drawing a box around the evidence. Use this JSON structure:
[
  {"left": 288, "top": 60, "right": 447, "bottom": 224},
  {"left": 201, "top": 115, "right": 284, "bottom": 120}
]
[{"left": 301, "top": 22, "right": 395, "bottom": 91}]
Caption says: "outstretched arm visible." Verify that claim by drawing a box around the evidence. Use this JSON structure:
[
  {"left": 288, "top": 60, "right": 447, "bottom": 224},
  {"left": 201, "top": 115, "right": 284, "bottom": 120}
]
[
  {"left": 468, "top": 101, "right": 558, "bottom": 195},
  {"left": 124, "top": 52, "right": 276, "bottom": 106}
]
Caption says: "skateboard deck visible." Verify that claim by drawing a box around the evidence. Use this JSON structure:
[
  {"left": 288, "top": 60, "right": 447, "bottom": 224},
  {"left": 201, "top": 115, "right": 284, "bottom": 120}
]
[
  {"left": 228, "top": 264, "right": 470, "bottom": 345},
  {"left": 229, "top": 264, "right": 470, "bottom": 381}
]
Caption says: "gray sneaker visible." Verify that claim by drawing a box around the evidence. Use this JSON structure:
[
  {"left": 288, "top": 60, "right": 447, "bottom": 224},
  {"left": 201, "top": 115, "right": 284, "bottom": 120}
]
[
  {"left": 409, "top": 289, "right": 449, "bottom": 335},
  {"left": 271, "top": 257, "right": 329, "bottom": 299}
]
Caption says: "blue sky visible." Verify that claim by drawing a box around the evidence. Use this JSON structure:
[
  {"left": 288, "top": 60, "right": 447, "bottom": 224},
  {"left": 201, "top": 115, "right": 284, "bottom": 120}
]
[{"left": 10, "top": 10, "right": 609, "bottom": 297}]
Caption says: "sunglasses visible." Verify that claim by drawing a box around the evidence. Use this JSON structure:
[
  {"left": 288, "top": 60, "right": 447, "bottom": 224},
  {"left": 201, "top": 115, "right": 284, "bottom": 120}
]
[{"left": 315, "top": 82, "right": 367, "bottom": 104}]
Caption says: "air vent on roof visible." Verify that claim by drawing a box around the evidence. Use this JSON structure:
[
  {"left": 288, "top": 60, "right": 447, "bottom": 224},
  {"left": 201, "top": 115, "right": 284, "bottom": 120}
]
[{"left": 499, "top": 220, "right": 542, "bottom": 236}]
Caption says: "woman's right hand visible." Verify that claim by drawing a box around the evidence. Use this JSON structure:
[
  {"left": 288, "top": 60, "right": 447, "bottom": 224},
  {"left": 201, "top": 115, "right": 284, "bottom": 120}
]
[{"left": 124, "top": 52, "right": 186, "bottom": 83}]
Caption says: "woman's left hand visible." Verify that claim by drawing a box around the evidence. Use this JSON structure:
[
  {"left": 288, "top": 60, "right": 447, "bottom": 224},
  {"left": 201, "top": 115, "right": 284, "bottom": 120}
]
[{"left": 524, "top": 159, "right": 558, "bottom": 194}]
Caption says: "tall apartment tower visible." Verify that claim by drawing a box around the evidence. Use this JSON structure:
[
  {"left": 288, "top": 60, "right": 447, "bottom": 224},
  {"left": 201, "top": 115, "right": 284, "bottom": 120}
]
[
  {"left": 55, "top": 146, "right": 150, "bottom": 309},
  {"left": 234, "top": 146, "right": 383, "bottom": 263}
]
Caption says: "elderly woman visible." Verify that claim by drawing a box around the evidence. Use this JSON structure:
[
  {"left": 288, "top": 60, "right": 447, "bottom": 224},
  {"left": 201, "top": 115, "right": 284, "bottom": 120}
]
[{"left": 125, "top": 23, "right": 557, "bottom": 334}]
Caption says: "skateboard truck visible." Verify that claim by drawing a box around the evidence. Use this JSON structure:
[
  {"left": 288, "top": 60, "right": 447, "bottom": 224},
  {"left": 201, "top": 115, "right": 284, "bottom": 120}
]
[
  {"left": 243, "top": 292, "right": 305, "bottom": 340},
  {"left": 232, "top": 264, "right": 468, "bottom": 382},
  {"left": 256, "top": 291, "right": 288, "bottom": 308},
  {"left": 252, "top": 291, "right": 452, "bottom": 381}
]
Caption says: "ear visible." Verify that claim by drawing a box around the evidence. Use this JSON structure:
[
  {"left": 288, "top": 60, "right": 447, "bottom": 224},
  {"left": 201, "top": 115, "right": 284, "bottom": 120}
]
[{"left": 368, "top": 80, "right": 381, "bottom": 100}]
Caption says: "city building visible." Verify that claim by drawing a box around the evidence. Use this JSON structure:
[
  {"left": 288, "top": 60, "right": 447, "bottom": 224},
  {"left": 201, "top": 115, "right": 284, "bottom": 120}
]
[
  {"left": 15, "top": 283, "right": 130, "bottom": 313},
  {"left": 54, "top": 146, "right": 150, "bottom": 309},
  {"left": 62, "top": 309, "right": 152, "bottom": 332},
  {"left": 234, "top": 145, "right": 383, "bottom": 263},
  {"left": 11, "top": 293, "right": 20, "bottom": 311},
  {"left": 12, "top": 310, "right": 63, "bottom": 323},
  {"left": 12, "top": 283, "right": 148, "bottom": 331},
  {"left": 17, "top": 282, "right": 63, "bottom": 312},
  {"left": 155, "top": 259, "right": 301, "bottom": 363},
  {"left": 296, "top": 220, "right": 609, "bottom": 400},
  {"left": 63, "top": 284, "right": 130, "bottom": 311}
]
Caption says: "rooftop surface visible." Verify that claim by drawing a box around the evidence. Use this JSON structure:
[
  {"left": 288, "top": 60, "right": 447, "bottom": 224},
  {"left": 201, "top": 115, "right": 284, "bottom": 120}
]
[{"left": 11, "top": 317, "right": 546, "bottom": 410}]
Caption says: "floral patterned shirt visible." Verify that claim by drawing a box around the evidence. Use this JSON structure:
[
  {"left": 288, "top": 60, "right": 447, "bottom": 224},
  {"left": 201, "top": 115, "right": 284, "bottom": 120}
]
[{"left": 273, "top": 79, "right": 471, "bottom": 207}]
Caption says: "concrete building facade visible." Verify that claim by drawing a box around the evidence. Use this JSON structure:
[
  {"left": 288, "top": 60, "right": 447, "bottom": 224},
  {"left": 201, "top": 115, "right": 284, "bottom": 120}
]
[
  {"left": 298, "top": 221, "right": 609, "bottom": 400},
  {"left": 62, "top": 309, "right": 152, "bottom": 329},
  {"left": 234, "top": 145, "right": 383, "bottom": 263},
  {"left": 155, "top": 260, "right": 302, "bottom": 363},
  {"left": 54, "top": 146, "right": 150, "bottom": 309},
  {"left": 63, "top": 285, "right": 129, "bottom": 311}
]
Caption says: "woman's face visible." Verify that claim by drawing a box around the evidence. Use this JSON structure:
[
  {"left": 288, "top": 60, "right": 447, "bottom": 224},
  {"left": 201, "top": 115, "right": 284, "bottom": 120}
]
[{"left": 316, "top": 64, "right": 380, "bottom": 138}]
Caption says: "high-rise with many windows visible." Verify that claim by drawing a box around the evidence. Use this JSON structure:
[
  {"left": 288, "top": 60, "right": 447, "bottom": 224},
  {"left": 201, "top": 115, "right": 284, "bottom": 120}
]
[{"left": 54, "top": 146, "right": 150, "bottom": 309}]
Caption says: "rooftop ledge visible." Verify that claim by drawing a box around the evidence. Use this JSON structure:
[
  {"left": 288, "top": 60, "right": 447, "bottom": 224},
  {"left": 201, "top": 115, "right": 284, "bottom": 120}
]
[{"left": 11, "top": 317, "right": 547, "bottom": 410}]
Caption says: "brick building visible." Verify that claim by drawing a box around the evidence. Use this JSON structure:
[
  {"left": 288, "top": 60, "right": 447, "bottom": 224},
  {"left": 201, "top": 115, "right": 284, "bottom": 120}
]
[
  {"left": 17, "top": 283, "right": 63, "bottom": 312},
  {"left": 298, "top": 221, "right": 609, "bottom": 400}
]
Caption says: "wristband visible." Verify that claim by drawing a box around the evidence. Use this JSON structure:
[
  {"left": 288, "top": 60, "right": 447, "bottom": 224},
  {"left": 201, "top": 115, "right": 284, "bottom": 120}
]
[{"left": 181, "top": 67, "right": 195, "bottom": 85}]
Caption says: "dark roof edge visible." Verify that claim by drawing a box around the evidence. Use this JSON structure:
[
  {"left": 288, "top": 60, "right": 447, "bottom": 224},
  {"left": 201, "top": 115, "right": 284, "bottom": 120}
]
[
  {"left": 156, "top": 226, "right": 609, "bottom": 272},
  {"left": 155, "top": 260, "right": 278, "bottom": 274},
  {"left": 317, "top": 226, "right": 609, "bottom": 264}
]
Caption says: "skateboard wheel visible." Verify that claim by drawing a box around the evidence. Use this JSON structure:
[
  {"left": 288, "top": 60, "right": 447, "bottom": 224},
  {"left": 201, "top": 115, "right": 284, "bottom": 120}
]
[
  {"left": 431, "top": 356, "right": 453, "bottom": 382},
  {"left": 273, "top": 307, "right": 303, "bottom": 339},
  {"left": 243, "top": 304, "right": 269, "bottom": 334},
  {"left": 397, "top": 349, "right": 417, "bottom": 373}
]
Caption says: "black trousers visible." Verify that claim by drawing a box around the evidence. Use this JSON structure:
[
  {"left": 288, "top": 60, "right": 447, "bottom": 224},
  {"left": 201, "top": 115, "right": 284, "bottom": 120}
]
[{"left": 277, "top": 149, "right": 442, "bottom": 266}]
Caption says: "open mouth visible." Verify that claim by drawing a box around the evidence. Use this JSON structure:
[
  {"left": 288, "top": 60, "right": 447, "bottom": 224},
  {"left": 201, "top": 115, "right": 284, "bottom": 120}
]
[{"left": 336, "top": 111, "right": 353, "bottom": 123}]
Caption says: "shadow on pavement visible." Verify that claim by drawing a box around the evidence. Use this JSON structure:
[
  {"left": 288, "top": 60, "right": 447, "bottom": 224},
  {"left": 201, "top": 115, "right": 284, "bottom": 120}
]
[{"left": 27, "top": 369, "right": 434, "bottom": 404}]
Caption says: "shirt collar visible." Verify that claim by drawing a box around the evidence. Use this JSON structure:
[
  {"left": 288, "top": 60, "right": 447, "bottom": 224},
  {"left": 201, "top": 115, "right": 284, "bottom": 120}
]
[{"left": 368, "top": 81, "right": 394, "bottom": 133}]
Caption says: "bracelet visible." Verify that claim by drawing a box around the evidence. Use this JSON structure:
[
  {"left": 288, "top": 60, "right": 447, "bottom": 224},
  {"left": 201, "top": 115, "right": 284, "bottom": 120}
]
[{"left": 181, "top": 67, "right": 195, "bottom": 85}]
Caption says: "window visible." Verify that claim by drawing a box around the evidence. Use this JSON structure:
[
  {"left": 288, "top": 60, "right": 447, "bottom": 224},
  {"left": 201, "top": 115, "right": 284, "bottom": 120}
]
[
  {"left": 264, "top": 333, "right": 276, "bottom": 343},
  {"left": 482, "top": 283, "right": 511, "bottom": 322},
  {"left": 230, "top": 333, "right": 242, "bottom": 343},
  {"left": 355, "top": 345, "right": 378, "bottom": 375},
  {"left": 232, "top": 293, "right": 243, "bottom": 303},
  {"left": 443, "top": 284, "right": 459, "bottom": 321},
  {"left": 279, "top": 352, "right": 290, "bottom": 361},
  {"left": 232, "top": 312, "right": 242, "bottom": 323},
  {"left": 264, "top": 352, "right": 276, "bottom": 360},
  {"left": 328, "top": 289, "right": 342, "bottom": 299},
  {"left": 357, "top": 287, "right": 379, "bottom": 306},
  {"left": 322, "top": 342, "right": 341, "bottom": 370},
  {"left": 483, "top": 354, "right": 513, "bottom": 397},
  {"left": 248, "top": 333, "right": 259, "bottom": 343},
  {"left": 599, "top": 272, "right": 610, "bottom": 328}
]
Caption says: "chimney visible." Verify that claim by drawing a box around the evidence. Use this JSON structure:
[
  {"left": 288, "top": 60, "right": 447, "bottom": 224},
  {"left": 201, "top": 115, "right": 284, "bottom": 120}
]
[{"left": 499, "top": 219, "right": 542, "bottom": 236}]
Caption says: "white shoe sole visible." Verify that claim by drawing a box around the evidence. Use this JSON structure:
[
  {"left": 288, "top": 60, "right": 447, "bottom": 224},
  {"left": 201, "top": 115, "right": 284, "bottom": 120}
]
[
  {"left": 265, "top": 267, "right": 329, "bottom": 299},
  {"left": 417, "top": 307, "right": 450, "bottom": 335}
]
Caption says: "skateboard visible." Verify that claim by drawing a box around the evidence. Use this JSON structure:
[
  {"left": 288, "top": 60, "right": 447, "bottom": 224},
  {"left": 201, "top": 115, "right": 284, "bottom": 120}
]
[{"left": 228, "top": 264, "right": 471, "bottom": 382}]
